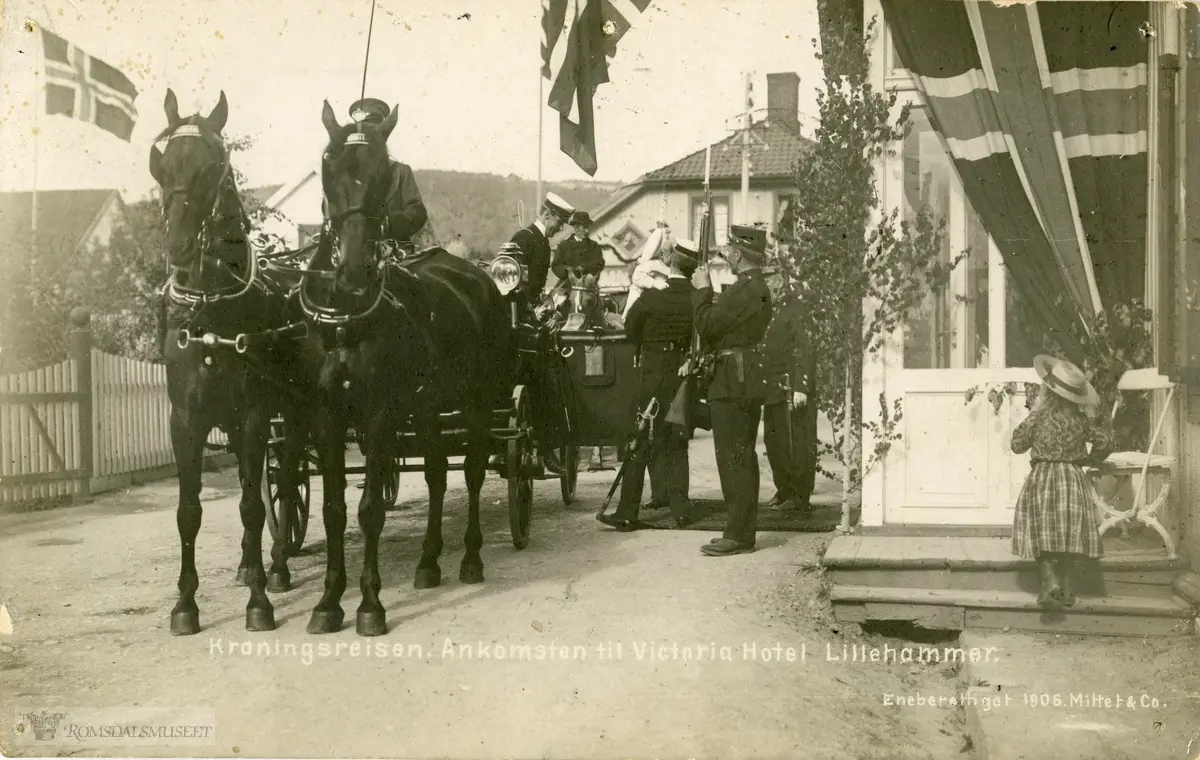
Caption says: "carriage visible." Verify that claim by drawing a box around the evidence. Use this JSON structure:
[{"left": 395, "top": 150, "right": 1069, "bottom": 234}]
[{"left": 260, "top": 247, "right": 640, "bottom": 554}]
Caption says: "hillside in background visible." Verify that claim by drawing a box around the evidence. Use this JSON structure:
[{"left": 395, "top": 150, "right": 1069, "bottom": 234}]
[{"left": 413, "top": 170, "right": 624, "bottom": 257}]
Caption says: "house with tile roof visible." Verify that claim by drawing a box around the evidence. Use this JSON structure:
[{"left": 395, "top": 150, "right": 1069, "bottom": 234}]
[
  {"left": 0, "top": 189, "right": 127, "bottom": 269},
  {"left": 588, "top": 72, "right": 814, "bottom": 275}
]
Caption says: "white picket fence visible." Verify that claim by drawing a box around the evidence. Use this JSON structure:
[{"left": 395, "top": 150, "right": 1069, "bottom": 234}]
[{"left": 0, "top": 347, "right": 228, "bottom": 504}]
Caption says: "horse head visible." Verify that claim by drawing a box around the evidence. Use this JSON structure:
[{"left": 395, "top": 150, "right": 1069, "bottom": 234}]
[
  {"left": 149, "top": 89, "right": 243, "bottom": 282},
  {"left": 318, "top": 100, "right": 400, "bottom": 295}
]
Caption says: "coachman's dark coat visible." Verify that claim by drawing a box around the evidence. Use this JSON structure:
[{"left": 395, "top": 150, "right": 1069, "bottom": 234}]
[
  {"left": 383, "top": 159, "right": 428, "bottom": 245},
  {"left": 551, "top": 235, "right": 605, "bottom": 280}
]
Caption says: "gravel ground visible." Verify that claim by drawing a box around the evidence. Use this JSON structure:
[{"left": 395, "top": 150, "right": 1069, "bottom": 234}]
[{"left": 0, "top": 432, "right": 970, "bottom": 759}]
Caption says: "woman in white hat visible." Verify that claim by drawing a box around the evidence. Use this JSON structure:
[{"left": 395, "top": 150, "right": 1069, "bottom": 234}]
[{"left": 1011, "top": 355, "right": 1114, "bottom": 608}]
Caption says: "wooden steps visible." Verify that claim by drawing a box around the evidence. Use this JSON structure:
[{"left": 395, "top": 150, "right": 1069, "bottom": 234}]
[{"left": 822, "top": 536, "right": 1198, "bottom": 637}]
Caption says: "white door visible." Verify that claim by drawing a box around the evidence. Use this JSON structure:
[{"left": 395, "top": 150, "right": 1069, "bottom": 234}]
[{"left": 873, "top": 104, "right": 1038, "bottom": 527}]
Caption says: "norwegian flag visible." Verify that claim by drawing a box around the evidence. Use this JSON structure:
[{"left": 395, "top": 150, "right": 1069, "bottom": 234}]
[
  {"left": 40, "top": 29, "right": 138, "bottom": 141},
  {"left": 541, "top": 0, "right": 650, "bottom": 175}
]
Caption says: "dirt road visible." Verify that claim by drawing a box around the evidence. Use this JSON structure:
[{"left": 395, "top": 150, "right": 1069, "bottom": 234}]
[{"left": 1, "top": 433, "right": 969, "bottom": 759}]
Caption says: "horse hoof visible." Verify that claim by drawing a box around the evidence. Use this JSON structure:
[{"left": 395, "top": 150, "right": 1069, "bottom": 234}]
[
  {"left": 413, "top": 566, "right": 441, "bottom": 590},
  {"left": 459, "top": 565, "right": 485, "bottom": 585},
  {"left": 169, "top": 610, "right": 201, "bottom": 636},
  {"left": 306, "top": 609, "right": 345, "bottom": 634},
  {"left": 234, "top": 567, "right": 250, "bottom": 586},
  {"left": 356, "top": 609, "right": 387, "bottom": 637},
  {"left": 246, "top": 607, "right": 277, "bottom": 632},
  {"left": 266, "top": 572, "right": 292, "bottom": 593}
]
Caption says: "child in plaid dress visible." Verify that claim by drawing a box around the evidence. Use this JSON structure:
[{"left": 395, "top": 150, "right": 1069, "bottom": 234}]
[{"left": 1011, "top": 355, "right": 1114, "bottom": 608}]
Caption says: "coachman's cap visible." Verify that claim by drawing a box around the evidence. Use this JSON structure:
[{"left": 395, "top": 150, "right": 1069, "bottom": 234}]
[
  {"left": 349, "top": 98, "right": 391, "bottom": 124},
  {"left": 568, "top": 210, "right": 592, "bottom": 227},
  {"left": 729, "top": 224, "right": 768, "bottom": 255},
  {"left": 543, "top": 192, "right": 575, "bottom": 221}
]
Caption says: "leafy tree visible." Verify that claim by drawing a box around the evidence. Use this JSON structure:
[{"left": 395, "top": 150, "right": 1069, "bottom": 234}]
[{"left": 778, "top": 4, "right": 961, "bottom": 528}]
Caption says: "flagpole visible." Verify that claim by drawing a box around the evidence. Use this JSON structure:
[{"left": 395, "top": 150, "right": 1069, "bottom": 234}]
[
  {"left": 537, "top": 47, "right": 544, "bottom": 211},
  {"left": 31, "top": 23, "right": 40, "bottom": 267}
]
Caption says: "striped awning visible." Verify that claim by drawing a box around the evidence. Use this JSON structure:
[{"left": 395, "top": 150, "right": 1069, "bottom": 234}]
[{"left": 880, "top": 0, "right": 1154, "bottom": 355}]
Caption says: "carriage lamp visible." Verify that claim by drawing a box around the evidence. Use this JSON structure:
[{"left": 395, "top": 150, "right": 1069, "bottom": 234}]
[{"left": 489, "top": 255, "right": 523, "bottom": 296}]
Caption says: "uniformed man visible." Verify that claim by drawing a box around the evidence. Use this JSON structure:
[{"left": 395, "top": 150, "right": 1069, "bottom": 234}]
[
  {"left": 693, "top": 225, "right": 773, "bottom": 556},
  {"left": 760, "top": 266, "right": 819, "bottom": 511},
  {"left": 510, "top": 192, "right": 574, "bottom": 302},
  {"left": 506, "top": 192, "right": 574, "bottom": 476},
  {"left": 348, "top": 98, "right": 429, "bottom": 248},
  {"left": 597, "top": 244, "right": 699, "bottom": 531}
]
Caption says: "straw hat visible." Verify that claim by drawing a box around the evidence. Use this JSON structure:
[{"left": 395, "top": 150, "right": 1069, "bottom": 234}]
[{"left": 1033, "top": 354, "right": 1099, "bottom": 408}]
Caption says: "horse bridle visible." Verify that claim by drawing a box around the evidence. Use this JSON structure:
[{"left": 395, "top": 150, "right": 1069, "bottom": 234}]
[
  {"left": 298, "top": 133, "right": 407, "bottom": 325},
  {"left": 157, "top": 124, "right": 261, "bottom": 308}
]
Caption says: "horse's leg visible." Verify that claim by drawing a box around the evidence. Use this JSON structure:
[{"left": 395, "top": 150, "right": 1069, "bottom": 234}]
[
  {"left": 414, "top": 411, "right": 447, "bottom": 590},
  {"left": 231, "top": 421, "right": 252, "bottom": 587},
  {"left": 169, "top": 408, "right": 207, "bottom": 635},
  {"left": 267, "top": 407, "right": 302, "bottom": 593},
  {"left": 307, "top": 405, "right": 349, "bottom": 634},
  {"left": 238, "top": 406, "right": 276, "bottom": 631},
  {"left": 459, "top": 408, "right": 488, "bottom": 585},
  {"left": 355, "top": 409, "right": 390, "bottom": 636}
]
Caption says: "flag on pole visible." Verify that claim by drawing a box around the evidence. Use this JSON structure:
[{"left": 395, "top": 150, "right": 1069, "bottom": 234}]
[
  {"left": 541, "top": 0, "right": 650, "bottom": 175},
  {"left": 40, "top": 28, "right": 138, "bottom": 141}
]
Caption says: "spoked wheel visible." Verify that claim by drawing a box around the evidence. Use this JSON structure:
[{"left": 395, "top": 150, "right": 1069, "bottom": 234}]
[
  {"left": 507, "top": 386, "right": 534, "bottom": 550},
  {"left": 381, "top": 457, "right": 402, "bottom": 510},
  {"left": 262, "top": 421, "right": 311, "bottom": 554},
  {"left": 560, "top": 443, "right": 580, "bottom": 505}
]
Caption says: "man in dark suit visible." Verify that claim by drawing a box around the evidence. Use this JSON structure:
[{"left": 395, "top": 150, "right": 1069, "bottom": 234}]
[
  {"left": 551, "top": 211, "right": 606, "bottom": 280},
  {"left": 348, "top": 99, "right": 428, "bottom": 248},
  {"left": 693, "top": 225, "right": 773, "bottom": 557},
  {"left": 597, "top": 244, "right": 699, "bottom": 531},
  {"left": 760, "top": 266, "right": 819, "bottom": 510},
  {"left": 509, "top": 192, "right": 573, "bottom": 301}
]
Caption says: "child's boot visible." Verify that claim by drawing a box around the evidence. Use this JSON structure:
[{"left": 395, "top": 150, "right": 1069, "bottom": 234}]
[{"left": 1036, "top": 555, "right": 1063, "bottom": 608}]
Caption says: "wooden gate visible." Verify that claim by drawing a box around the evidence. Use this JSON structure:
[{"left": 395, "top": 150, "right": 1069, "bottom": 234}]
[{"left": 0, "top": 322, "right": 91, "bottom": 501}]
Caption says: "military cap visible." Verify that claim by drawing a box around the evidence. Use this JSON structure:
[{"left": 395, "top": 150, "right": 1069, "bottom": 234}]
[
  {"left": 568, "top": 210, "right": 592, "bottom": 228},
  {"left": 543, "top": 192, "right": 575, "bottom": 221},
  {"left": 349, "top": 98, "right": 391, "bottom": 125},
  {"left": 674, "top": 238, "right": 701, "bottom": 258},
  {"left": 729, "top": 224, "right": 768, "bottom": 255}
]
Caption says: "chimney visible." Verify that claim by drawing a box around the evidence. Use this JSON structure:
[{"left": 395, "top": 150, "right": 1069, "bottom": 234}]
[{"left": 766, "top": 72, "right": 800, "bottom": 131}]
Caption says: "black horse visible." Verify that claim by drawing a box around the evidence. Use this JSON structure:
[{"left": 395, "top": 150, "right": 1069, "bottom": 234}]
[
  {"left": 296, "top": 100, "right": 514, "bottom": 636},
  {"left": 150, "top": 89, "right": 312, "bottom": 635}
]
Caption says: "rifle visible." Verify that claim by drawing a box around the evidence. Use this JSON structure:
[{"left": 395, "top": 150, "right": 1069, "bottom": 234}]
[
  {"left": 597, "top": 396, "right": 660, "bottom": 517},
  {"left": 664, "top": 147, "right": 714, "bottom": 433}
]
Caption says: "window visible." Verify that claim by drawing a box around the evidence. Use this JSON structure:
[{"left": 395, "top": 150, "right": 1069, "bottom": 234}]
[
  {"left": 962, "top": 198, "right": 990, "bottom": 368},
  {"left": 690, "top": 195, "right": 730, "bottom": 247},
  {"left": 901, "top": 109, "right": 955, "bottom": 369},
  {"left": 775, "top": 192, "right": 798, "bottom": 235}
]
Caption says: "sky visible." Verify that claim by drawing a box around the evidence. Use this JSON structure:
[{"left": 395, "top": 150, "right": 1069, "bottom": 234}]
[{"left": 0, "top": 0, "right": 824, "bottom": 200}]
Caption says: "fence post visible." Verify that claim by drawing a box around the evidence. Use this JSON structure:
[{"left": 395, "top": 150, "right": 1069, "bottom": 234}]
[{"left": 69, "top": 307, "right": 92, "bottom": 499}]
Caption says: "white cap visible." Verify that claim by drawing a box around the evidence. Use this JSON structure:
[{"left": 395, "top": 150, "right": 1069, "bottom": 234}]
[
  {"left": 543, "top": 192, "right": 575, "bottom": 219},
  {"left": 674, "top": 238, "right": 700, "bottom": 257}
]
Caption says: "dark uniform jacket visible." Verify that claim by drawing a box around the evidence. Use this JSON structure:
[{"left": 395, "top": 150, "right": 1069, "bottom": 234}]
[
  {"left": 625, "top": 277, "right": 694, "bottom": 426},
  {"left": 760, "top": 295, "right": 817, "bottom": 406},
  {"left": 384, "top": 159, "right": 428, "bottom": 244},
  {"left": 692, "top": 270, "right": 773, "bottom": 401},
  {"left": 509, "top": 222, "right": 553, "bottom": 299},
  {"left": 551, "top": 236, "right": 605, "bottom": 280},
  {"left": 624, "top": 277, "right": 693, "bottom": 349}
]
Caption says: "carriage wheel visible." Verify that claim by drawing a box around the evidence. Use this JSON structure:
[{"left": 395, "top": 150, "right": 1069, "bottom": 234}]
[
  {"left": 507, "top": 387, "right": 534, "bottom": 550},
  {"left": 559, "top": 444, "right": 579, "bottom": 505},
  {"left": 262, "top": 431, "right": 311, "bottom": 554},
  {"left": 381, "top": 457, "right": 402, "bottom": 510}
]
